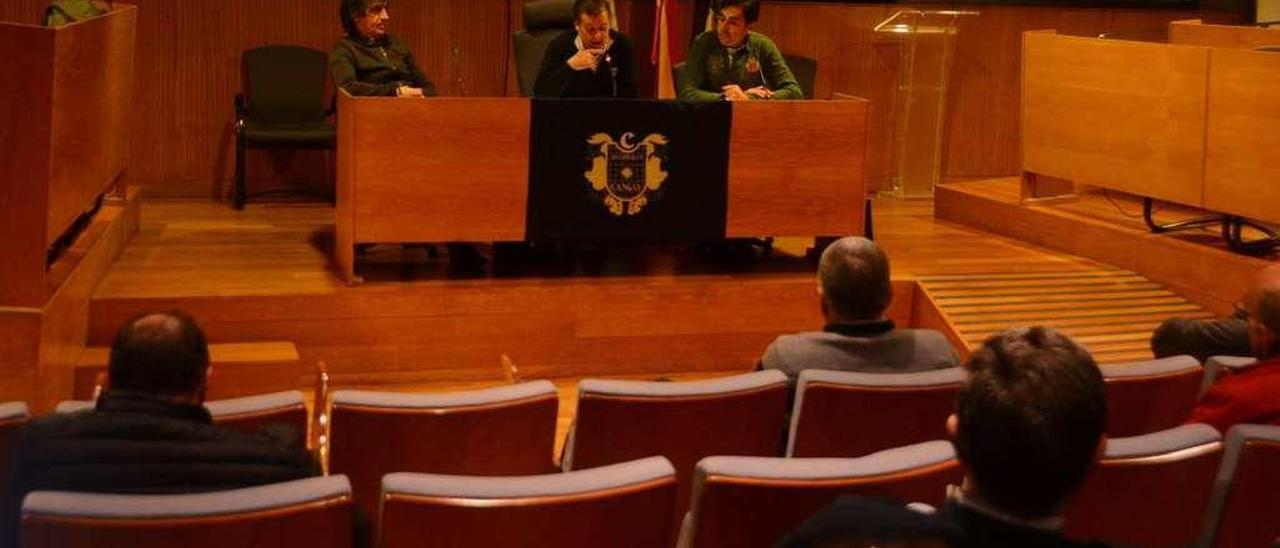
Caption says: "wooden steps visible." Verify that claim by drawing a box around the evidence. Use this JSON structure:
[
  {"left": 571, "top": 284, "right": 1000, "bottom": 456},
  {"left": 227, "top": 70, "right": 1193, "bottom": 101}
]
[
  {"left": 73, "top": 341, "right": 302, "bottom": 400},
  {"left": 917, "top": 268, "right": 1213, "bottom": 364}
]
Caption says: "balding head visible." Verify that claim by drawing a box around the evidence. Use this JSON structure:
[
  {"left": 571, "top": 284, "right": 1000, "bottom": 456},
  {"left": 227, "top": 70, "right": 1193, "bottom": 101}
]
[
  {"left": 1248, "top": 265, "right": 1280, "bottom": 356},
  {"left": 817, "top": 237, "right": 892, "bottom": 323},
  {"left": 108, "top": 311, "right": 209, "bottom": 400}
]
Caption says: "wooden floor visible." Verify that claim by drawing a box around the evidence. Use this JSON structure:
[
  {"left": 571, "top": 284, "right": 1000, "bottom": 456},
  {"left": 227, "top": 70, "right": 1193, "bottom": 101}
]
[{"left": 87, "top": 192, "right": 1220, "bottom": 452}]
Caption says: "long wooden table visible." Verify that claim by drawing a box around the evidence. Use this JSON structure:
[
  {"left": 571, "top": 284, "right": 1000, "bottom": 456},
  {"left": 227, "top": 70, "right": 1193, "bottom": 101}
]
[{"left": 335, "top": 95, "right": 871, "bottom": 283}]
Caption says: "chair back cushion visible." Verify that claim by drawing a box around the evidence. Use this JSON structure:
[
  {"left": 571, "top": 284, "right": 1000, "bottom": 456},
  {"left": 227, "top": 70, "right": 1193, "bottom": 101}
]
[
  {"left": 21, "top": 475, "right": 353, "bottom": 548},
  {"left": 513, "top": 0, "right": 575, "bottom": 97},
  {"left": 329, "top": 381, "right": 559, "bottom": 521},
  {"left": 789, "top": 368, "right": 964, "bottom": 457},
  {"left": 0, "top": 402, "right": 29, "bottom": 544},
  {"left": 206, "top": 391, "right": 309, "bottom": 444},
  {"left": 1064, "top": 424, "right": 1222, "bottom": 547},
  {"left": 1202, "top": 424, "right": 1280, "bottom": 548},
  {"left": 379, "top": 456, "right": 677, "bottom": 548},
  {"left": 781, "top": 53, "right": 817, "bottom": 99},
  {"left": 685, "top": 441, "right": 961, "bottom": 548},
  {"left": 243, "top": 45, "right": 329, "bottom": 125},
  {"left": 566, "top": 371, "right": 789, "bottom": 517},
  {"left": 1101, "top": 356, "right": 1203, "bottom": 436}
]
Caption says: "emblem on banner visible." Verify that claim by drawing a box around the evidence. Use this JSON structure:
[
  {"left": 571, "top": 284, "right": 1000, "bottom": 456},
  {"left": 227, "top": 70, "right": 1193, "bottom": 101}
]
[{"left": 584, "top": 132, "right": 669, "bottom": 216}]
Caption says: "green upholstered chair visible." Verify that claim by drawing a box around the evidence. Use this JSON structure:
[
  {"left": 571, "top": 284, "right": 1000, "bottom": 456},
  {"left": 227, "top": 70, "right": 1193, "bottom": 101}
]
[{"left": 234, "top": 45, "right": 335, "bottom": 209}]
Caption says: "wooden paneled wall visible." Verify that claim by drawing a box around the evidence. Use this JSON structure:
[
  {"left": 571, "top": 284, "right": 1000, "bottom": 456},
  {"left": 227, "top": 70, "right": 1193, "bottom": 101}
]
[{"left": 0, "top": 1, "right": 1195, "bottom": 196}]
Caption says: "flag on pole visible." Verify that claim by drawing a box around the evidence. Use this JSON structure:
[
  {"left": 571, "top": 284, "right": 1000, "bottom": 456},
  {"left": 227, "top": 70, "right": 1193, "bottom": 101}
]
[{"left": 652, "top": 0, "right": 676, "bottom": 98}]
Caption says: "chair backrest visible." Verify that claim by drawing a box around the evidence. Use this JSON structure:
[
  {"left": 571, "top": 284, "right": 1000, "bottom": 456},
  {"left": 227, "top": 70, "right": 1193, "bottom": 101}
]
[
  {"left": 21, "top": 475, "right": 354, "bottom": 548},
  {"left": 782, "top": 53, "right": 817, "bottom": 100},
  {"left": 1199, "top": 424, "right": 1280, "bottom": 548},
  {"left": 54, "top": 391, "right": 309, "bottom": 444},
  {"left": 1202, "top": 355, "right": 1258, "bottom": 394},
  {"left": 564, "top": 371, "right": 789, "bottom": 517},
  {"left": 242, "top": 45, "right": 329, "bottom": 125},
  {"left": 788, "top": 368, "right": 964, "bottom": 458},
  {"left": 1100, "top": 355, "right": 1203, "bottom": 436},
  {"left": 681, "top": 440, "right": 961, "bottom": 548},
  {"left": 378, "top": 456, "right": 678, "bottom": 548},
  {"left": 205, "top": 390, "right": 309, "bottom": 443},
  {"left": 1, "top": 401, "right": 29, "bottom": 540},
  {"left": 513, "top": 0, "right": 575, "bottom": 97},
  {"left": 329, "top": 381, "right": 559, "bottom": 521},
  {"left": 1064, "top": 423, "right": 1223, "bottom": 547}
]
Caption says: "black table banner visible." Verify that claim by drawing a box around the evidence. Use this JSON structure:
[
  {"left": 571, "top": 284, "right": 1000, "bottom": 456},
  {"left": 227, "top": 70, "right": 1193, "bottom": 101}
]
[{"left": 526, "top": 99, "right": 732, "bottom": 242}]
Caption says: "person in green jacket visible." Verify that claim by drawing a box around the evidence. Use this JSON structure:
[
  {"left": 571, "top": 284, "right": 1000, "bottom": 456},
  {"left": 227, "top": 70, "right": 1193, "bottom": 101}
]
[
  {"left": 678, "top": 0, "right": 802, "bottom": 102},
  {"left": 330, "top": 0, "right": 436, "bottom": 98}
]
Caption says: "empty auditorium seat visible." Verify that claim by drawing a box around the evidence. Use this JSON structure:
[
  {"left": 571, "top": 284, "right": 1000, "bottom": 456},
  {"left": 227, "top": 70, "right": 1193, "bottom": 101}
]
[
  {"left": 1201, "top": 355, "right": 1258, "bottom": 393},
  {"left": 562, "top": 371, "right": 789, "bottom": 517},
  {"left": 54, "top": 390, "right": 309, "bottom": 445},
  {"left": 1, "top": 401, "right": 29, "bottom": 542},
  {"left": 1064, "top": 423, "right": 1223, "bottom": 547},
  {"left": 678, "top": 440, "right": 962, "bottom": 548},
  {"left": 1198, "top": 424, "right": 1280, "bottom": 548},
  {"left": 1100, "top": 355, "right": 1203, "bottom": 436},
  {"left": 329, "top": 381, "right": 559, "bottom": 522},
  {"left": 205, "top": 390, "right": 309, "bottom": 443},
  {"left": 787, "top": 368, "right": 964, "bottom": 457},
  {"left": 21, "top": 475, "right": 354, "bottom": 548},
  {"left": 378, "top": 456, "right": 678, "bottom": 548}
]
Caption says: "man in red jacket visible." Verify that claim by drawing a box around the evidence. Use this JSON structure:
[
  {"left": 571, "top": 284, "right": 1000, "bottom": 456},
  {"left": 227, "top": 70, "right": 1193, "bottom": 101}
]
[{"left": 1189, "top": 266, "right": 1280, "bottom": 431}]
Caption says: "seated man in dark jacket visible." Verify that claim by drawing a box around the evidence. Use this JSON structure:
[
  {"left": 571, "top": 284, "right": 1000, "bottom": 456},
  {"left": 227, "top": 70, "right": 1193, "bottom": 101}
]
[
  {"left": 3, "top": 311, "right": 316, "bottom": 547},
  {"left": 534, "top": 0, "right": 638, "bottom": 98},
  {"left": 330, "top": 0, "right": 436, "bottom": 97},
  {"left": 760, "top": 236, "right": 959, "bottom": 385}
]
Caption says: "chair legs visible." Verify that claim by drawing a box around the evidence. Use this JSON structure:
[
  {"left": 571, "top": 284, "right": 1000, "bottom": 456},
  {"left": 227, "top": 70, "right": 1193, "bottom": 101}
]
[{"left": 235, "top": 134, "right": 247, "bottom": 210}]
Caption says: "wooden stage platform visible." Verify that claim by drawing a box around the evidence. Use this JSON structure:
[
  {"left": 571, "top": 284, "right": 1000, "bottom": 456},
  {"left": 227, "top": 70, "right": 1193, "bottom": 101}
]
[
  {"left": 936, "top": 178, "right": 1277, "bottom": 316},
  {"left": 88, "top": 193, "right": 1219, "bottom": 387},
  {"left": 83, "top": 190, "right": 1247, "bottom": 450}
]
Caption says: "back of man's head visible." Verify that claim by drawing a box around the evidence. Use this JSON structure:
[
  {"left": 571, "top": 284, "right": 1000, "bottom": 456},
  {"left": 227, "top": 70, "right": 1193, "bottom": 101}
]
[
  {"left": 108, "top": 311, "right": 209, "bottom": 400},
  {"left": 953, "top": 326, "right": 1106, "bottom": 519},
  {"left": 818, "top": 237, "right": 892, "bottom": 323}
]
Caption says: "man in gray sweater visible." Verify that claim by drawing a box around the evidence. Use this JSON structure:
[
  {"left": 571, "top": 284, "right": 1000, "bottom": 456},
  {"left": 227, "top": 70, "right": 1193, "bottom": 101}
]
[{"left": 761, "top": 237, "right": 959, "bottom": 382}]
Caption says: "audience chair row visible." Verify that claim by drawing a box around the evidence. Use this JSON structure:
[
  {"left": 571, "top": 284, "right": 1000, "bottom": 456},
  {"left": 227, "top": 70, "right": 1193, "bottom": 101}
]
[{"left": 16, "top": 424, "right": 1279, "bottom": 548}]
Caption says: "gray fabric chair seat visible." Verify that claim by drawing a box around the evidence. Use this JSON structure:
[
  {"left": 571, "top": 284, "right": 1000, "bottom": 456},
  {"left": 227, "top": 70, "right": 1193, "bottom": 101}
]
[
  {"left": 578, "top": 370, "right": 787, "bottom": 398},
  {"left": 204, "top": 390, "right": 306, "bottom": 417},
  {"left": 332, "top": 380, "right": 556, "bottom": 409},
  {"left": 383, "top": 455, "right": 674, "bottom": 499},
  {"left": 1098, "top": 355, "right": 1200, "bottom": 379},
  {"left": 1199, "top": 424, "right": 1280, "bottom": 548},
  {"left": 23, "top": 475, "right": 351, "bottom": 519},
  {"left": 1202, "top": 355, "right": 1259, "bottom": 393},
  {"left": 1104, "top": 423, "right": 1222, "bottom": 459},
  {"left": 0, "top": 402, "right": 29, "bottom": 421}
]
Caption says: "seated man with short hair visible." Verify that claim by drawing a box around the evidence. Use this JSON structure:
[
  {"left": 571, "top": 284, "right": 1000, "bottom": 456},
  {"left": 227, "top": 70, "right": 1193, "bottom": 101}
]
[
  {"left": 534, "top": 0, "right": 638, "bottom": 98},
  {"left": 945, "top": 327, "right": 1110, "bottom": 547},
  {"left": 679, "top": 0, "right": 802, "bottom": 101},
  {"left": 759, "top": 236, "right": 958, "bottom": 383},
  {"left": 3, "top": 312, "right": 316, "bottom": 546},
  {"left": 330, "top": 0, "right": 436, "bottom": 97},
  {"left": 1188, "top": 266, "right": 1280, "bottom": 431}
]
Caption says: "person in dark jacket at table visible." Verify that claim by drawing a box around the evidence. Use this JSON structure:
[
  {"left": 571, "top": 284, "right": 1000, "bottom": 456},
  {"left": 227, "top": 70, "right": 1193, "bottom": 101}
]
[
  {"left": 3, "top": 311, "right": 316, "bottom": 548},
  {"left": 534, "top": 0, "right": 638, "bottom": 98},
  {"left": 330, "top": 0, "right": 436, "bottom": 98}
]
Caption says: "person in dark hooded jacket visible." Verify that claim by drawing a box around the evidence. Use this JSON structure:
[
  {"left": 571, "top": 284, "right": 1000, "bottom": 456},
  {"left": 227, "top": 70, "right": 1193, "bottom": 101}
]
[{"left": 330, "top": 0, "right": 436, "bottom": 97}]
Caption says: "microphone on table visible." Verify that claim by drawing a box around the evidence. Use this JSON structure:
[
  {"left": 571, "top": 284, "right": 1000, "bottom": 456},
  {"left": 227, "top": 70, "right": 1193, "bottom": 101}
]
[{"left": 603, "top": 52, "right": 618, "bottom": 97}]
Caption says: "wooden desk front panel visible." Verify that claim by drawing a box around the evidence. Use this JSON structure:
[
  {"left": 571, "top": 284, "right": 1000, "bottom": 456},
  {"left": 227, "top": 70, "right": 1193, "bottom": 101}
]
[
  {"left": 1204, "top": 48, "right": 1280, "bottom": 224},
  {"left": 45, "top": 6, "right": 135, "bottom": 249},
  {"left": 727, "top": 100, "right": 869, "bottom": 238},
  {"left": 1170, "top": 19, "right": 1280, "bottom": 49},
  {"left": 350, "top": 98, "right": 531, "bottom": 243},
  {"left": 343, "top": 98, "right": 869, "bottom": 245},
  {"left": 1022, "top": 32, "right": 1208, "bottom": 207}
]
